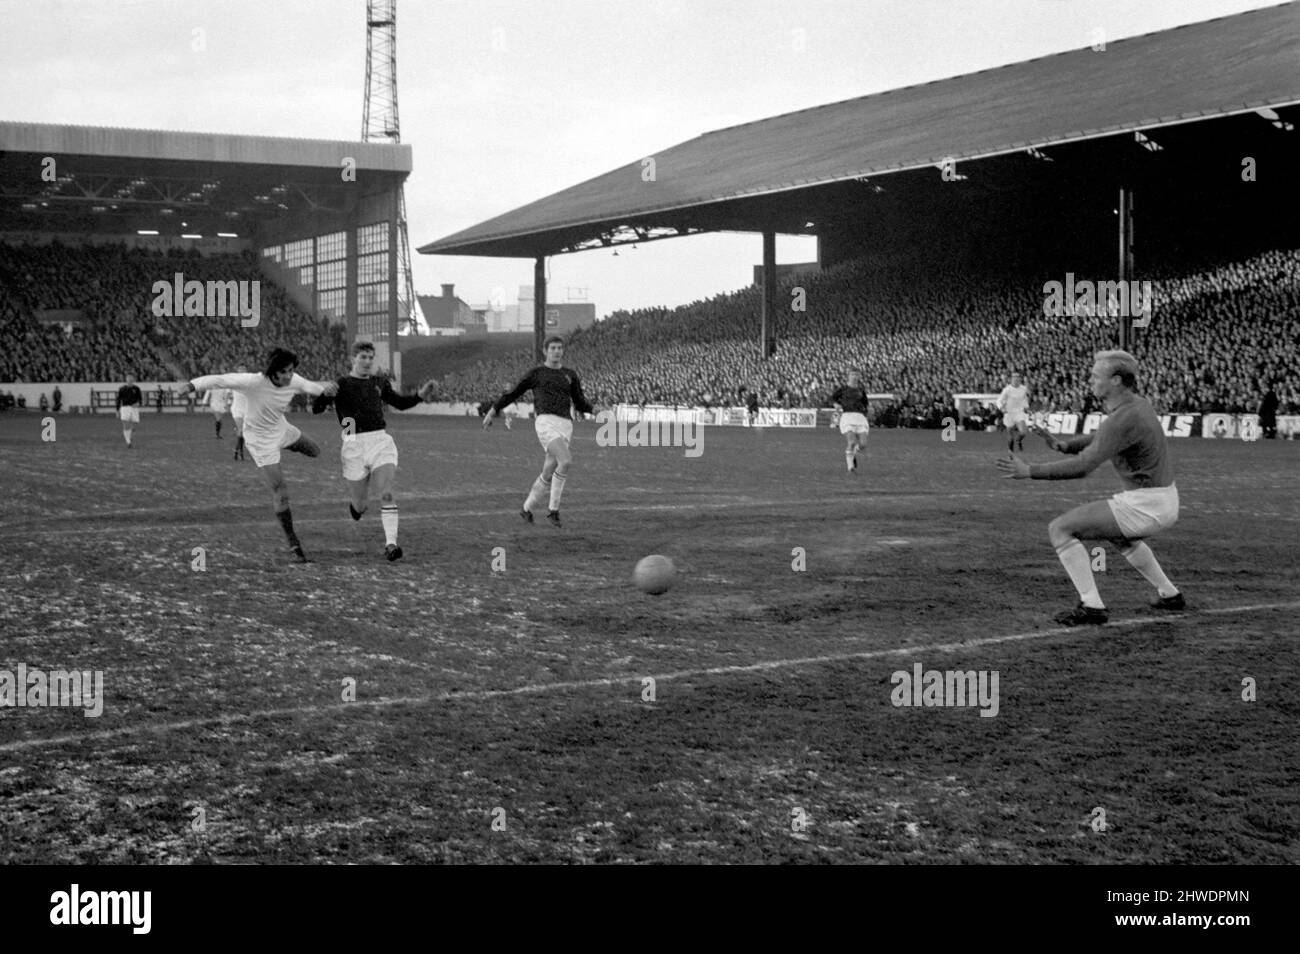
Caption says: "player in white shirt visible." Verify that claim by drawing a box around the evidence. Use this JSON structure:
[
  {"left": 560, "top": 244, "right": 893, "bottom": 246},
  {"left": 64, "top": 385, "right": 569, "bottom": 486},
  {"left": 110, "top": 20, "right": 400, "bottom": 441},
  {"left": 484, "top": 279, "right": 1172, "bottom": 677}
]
[
  {"left": 230, "top": 365, "right": 249, "bottom": 461},
  {"left": 181, "top": 348, "right": 338, "bottom": 562},
  {"left": 204, "top": 385, "right": 233, "bottom": 440},
  {"left": 997, "top": 373, "right": 1032, "bottom": 452}
]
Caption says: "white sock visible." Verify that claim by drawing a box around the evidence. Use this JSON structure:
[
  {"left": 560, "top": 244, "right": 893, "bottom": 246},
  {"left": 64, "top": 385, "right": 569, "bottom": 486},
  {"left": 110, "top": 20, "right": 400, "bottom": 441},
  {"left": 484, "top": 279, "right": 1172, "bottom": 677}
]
[
  {"left": 845, "top": 450, "right": 854, "bottom": 471},
  {"left": 549, "top": 469, "right": 567, "bottom": 511},
  {"left": 523, "top": 475, "right": 549, "bottom": 512},
  {"left": 1122, "top": 542, "right": 1178, "bottom": 597},
  {"left": 123, "top": 429, "right": 132, "bottom": 445},
  {"left": 1055, "top": 539, "right": 1104, "bottom": 608},
  {"left": 381, "top": 505, "right": 398, "bottom": 545}
]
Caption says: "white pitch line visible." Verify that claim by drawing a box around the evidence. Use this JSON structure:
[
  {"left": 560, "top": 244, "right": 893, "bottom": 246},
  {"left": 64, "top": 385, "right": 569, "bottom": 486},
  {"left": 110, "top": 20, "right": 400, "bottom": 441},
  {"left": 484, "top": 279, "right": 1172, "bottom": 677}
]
[{"left": 2, "top": 599, "right": 1295, "bottom": 754}]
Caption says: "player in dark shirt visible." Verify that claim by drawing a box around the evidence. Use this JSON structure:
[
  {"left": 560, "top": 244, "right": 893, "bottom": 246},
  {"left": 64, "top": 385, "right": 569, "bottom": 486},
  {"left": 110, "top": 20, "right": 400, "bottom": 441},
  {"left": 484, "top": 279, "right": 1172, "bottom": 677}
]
[
  {"left": 312, "top": 340, "right": 436, "bottom": 561},
  {"left": 484, "top": 335, "right": 594, "bottom": 528},
  {"left": 999, "top": 350, "right": 1182, "bottom": 625},
  {"left": 828, "top": 371, "right": 871, "bottom": 473},
  {"left": 116, "top": 376, "right": 143, "bottom": 448}
]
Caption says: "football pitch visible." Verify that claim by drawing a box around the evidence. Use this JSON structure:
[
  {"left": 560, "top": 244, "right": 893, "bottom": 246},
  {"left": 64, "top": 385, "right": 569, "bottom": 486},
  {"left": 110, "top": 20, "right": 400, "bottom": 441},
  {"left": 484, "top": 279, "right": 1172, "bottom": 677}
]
[{"left": 1, "top": 412, "right": 1297, "bottom": 864}]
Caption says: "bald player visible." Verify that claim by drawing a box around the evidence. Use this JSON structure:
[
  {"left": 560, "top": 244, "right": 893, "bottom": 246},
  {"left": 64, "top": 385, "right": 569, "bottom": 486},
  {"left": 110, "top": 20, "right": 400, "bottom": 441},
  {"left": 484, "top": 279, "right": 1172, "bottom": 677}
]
[{"left": 997, "top": 350, "right": 1183, "bottom": 625}]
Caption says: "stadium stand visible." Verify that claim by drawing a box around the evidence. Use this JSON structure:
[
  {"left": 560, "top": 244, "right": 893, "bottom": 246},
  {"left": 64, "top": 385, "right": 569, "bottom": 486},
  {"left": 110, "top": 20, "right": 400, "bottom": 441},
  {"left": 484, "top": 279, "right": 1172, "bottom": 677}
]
[
  {"left": 0, "top": 242, "right": 348, "bottom": 384},
  {"left": 425, "top": 247, "right": 1300, "bottom": 421}
]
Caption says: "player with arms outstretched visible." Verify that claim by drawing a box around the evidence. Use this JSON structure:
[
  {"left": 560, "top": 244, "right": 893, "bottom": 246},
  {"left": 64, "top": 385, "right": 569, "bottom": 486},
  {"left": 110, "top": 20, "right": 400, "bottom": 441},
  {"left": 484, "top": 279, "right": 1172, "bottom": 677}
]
[
  {"left": 828, "top": 371, "right": 871, "bottom": 472},
  {"left": 997, "top": 372, "right": 1032, "bottom": 452},
  {"left": 312, "top": 341, "right": 436, "bottom": 561},
  {"left": 484, "top": 335, "right": 593, "bottom": 528},
  {"left": 997, "top": 350, "right": 1183, "bottom": 625},
  {"left": 181, "top": 348, "right": 337, "bottom": 562},
  {"left": 116, "top": 374, "right": 143, "bottom": 448}
]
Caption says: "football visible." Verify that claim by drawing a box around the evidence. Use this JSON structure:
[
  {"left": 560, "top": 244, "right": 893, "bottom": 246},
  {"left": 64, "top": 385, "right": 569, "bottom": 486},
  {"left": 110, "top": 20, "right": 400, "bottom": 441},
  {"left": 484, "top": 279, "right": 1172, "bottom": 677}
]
[{"left": 633, "top": 555, "right": 676, "bottom": 595}]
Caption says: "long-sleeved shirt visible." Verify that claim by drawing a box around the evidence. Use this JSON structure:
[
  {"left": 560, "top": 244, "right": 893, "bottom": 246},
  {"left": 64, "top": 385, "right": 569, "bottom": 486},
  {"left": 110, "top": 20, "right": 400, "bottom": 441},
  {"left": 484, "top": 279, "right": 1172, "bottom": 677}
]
[
  {"left": 312, "top": 375, "right": 420, "bottom": 432},
  {"left": 829, "top": 385, "right": 870, "bottom": 414},
  {"left": 493, "top": 365, "right": 593, "bottom": 418},
  {"left": 116, "top": 384, "right": 141, "bottom": 409},
  {"left": 190, "top": 372, "right": 324, "bottom": 439},
  {"left": 1030, "top": 393, "right": 1172, "bottom": 489}
]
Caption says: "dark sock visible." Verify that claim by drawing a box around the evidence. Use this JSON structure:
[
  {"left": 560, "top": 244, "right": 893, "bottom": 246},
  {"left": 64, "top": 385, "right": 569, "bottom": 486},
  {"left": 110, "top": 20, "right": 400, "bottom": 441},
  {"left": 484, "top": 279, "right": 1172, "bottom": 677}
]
[
  {"left": 349, "top": 503, "right": 364, "bottom": 521},
  {"left": 276, "top": 507, "right": 300, "bottom": 546}
]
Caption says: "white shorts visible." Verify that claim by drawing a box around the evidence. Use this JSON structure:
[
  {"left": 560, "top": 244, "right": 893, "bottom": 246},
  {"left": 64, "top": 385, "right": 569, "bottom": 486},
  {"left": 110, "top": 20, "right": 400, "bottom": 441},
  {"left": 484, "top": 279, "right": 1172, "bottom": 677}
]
[
  {"left": 1004, "top": 411, "right": 1030, "bottom": 429},
  {"left": 1108, "top": 484, "right": 1179, "bottom": 539},
  {"left": 210, "top": 406, "right": 228, "bottom": 417},
  {"left": 341, "top": 429, "right": 398, "bottom": 481},
  {"left": 535, "top": 414, "right": 573, "bottom": 450},
  {"left": 839, "top": 412, "right": 870, "bottom": 435},
  {"left": 118, "top": 406, "right": 140, "bottom": 424},
  {"left": 244, "top": 424, "right": 302, "bottom": 468}
]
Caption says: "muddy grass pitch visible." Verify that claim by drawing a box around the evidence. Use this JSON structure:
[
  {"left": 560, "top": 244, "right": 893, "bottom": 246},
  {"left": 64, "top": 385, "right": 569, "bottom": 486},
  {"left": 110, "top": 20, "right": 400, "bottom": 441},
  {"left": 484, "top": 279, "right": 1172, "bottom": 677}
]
[{"left": 1, "top": 412, "right": 1296, "bottom": 863}]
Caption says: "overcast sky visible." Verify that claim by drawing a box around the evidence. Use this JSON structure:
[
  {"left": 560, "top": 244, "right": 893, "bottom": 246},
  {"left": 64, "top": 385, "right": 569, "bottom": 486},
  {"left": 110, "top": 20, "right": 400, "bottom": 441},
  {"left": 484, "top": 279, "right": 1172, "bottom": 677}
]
[{"left": 0, "top": 0, "right": 1285, "bottom": 317}]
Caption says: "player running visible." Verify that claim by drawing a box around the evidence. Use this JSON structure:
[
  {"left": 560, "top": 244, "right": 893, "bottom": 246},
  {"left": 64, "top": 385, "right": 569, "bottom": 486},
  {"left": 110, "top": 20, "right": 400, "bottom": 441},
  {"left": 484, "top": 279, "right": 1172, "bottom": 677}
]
[
  {"left": 231, "top": 364, "right": 249, "bottom": 461},
  {"left": 997, "top": 350, "right": 1183, "bottom": 625},
  {"left": 828, "top": 371, "right": 871, "bottom": 472},
  {"left": 484, "top": 335, "right": 593, "bottom": 528},
  {"left": 181, "top": 348, "right": 337, "bottom": 562},
  {"left": 312, "top": 341, "right": 436, "bottom": 561},
  {"left": 204, "top": 383, "right": 232, "bottom": 439},
  {"left": 997, "top": 372, "right": 1032, "bottom": 452},
  {"left": 116, "top": 375, "right": 143, "bottom": 448}
]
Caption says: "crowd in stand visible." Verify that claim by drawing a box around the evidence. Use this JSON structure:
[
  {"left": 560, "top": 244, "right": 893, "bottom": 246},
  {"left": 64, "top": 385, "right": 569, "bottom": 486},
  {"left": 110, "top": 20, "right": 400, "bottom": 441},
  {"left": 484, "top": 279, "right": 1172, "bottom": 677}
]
[
  {"left": 431, "top": 247, "right": 1300, "bottom": 422},
  {"left": 0, "top": 242, "right": 347, "bottom": 385},
  {"left": 4, "top": 240, "right": 1298, "bottom": 423}
]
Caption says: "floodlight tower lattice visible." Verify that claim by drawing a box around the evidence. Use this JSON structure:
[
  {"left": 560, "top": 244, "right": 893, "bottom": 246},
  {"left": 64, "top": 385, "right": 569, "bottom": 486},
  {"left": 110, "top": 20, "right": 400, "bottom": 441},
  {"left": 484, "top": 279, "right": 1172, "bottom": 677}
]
[{"left": 363, "top": 0, "right": 423, "bottom": 335}]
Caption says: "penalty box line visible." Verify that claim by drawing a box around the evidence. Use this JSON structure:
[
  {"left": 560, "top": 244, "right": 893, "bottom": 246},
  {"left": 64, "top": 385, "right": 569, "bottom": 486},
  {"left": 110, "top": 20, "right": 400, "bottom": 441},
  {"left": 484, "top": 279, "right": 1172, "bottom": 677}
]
[{"left": 2, "top": 599, "right": 1295, "bottom": 755}]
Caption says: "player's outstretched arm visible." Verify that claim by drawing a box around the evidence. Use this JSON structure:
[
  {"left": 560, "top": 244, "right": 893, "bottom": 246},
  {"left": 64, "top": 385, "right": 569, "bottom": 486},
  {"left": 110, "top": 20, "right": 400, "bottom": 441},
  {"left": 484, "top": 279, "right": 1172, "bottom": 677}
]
[{"left": 996, "top": 454, "right": 1031, "bottom": 479}]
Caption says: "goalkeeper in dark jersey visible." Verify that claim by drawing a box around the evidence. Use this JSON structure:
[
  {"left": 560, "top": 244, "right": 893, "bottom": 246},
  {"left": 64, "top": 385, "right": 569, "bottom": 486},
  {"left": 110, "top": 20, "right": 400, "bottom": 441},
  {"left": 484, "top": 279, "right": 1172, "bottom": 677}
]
[
  {"left": 484, "top": 335, "right": 594, "bottom": 528},
  {"left": 312, "top": 341, "right": 436, "bottom": 561},
  {"left": 828, "top": 371, "right": 871, "bottom": 473}
]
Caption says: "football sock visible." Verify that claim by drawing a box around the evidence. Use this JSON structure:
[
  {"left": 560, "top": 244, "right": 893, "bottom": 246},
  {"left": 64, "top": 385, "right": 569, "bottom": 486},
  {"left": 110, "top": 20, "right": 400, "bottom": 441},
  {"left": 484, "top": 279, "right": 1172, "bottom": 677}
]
[
  {"left": 549, "top": 468, "right": 568, "bottom": 511},
  {"left": 1121, "top": 542, "right": 1178, "bottom": 597},
  {"left": 523, "top": 474, "right": 550, "bottom": 512},
  {"left": 845, "top": 450, "right": 854, "bottom": 472},
  {"left": 1055, "top": 539, "right": 1104, "bottom": 608},
  {"left": 381, "top": 505, "right": 399, "bottom": 545},
  {"left": 275, "top": 506, "right": 301, "bottom": 547},
  {"left": 215, "top": 420, "right": 222, "bottom": 437},
  {"left": 123, "top": 429, "right": 132, "bottom": 446},
  {"left": 349, "top": 502, "right": 365, "bottom": 521}
]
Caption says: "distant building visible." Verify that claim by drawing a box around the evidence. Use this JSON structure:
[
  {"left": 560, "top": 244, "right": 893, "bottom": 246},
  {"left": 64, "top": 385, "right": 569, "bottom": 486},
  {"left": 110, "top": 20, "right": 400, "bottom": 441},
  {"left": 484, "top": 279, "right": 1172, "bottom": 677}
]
[
  {"left": 484, "top": 285, "right": 596, "bottom": 334},
  {"left": 417, "top": 284, "right": 476, "bottom": 331}
]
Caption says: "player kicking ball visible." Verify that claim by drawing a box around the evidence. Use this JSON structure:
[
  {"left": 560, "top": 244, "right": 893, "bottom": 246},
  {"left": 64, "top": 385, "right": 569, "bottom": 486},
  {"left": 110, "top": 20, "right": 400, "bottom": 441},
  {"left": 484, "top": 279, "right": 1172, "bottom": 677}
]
[
  {"left": 829, "top": 371, "right": 871, "bottom": 472},
  {"left": 997, "top": 350, "right": 1183, "bottom": 625},
  {"left": 484, "top": 335, "right": 594, "bottom": 528},
  {"left": 997, "top": 372, "right": 1032, "bottom": 452},
  {"left": 312, "top": 341, "right": 437, "bottom": 561},
  {"left": 182, "top": 348, "right": 337, "bottom": 563}
]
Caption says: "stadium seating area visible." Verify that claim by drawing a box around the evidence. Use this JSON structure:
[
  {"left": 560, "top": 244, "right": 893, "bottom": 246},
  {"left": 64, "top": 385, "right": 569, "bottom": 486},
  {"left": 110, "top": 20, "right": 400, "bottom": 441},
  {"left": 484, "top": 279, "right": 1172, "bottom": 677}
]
[
  {"left": 432, "top": 247, "right": 1300, "bottom": 419},
  {"left": 4, "top": 240, "right": 1298, "bottom": 420},
  {"left": 0, "top": 242, "right": 347, "bottom": 384}
]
